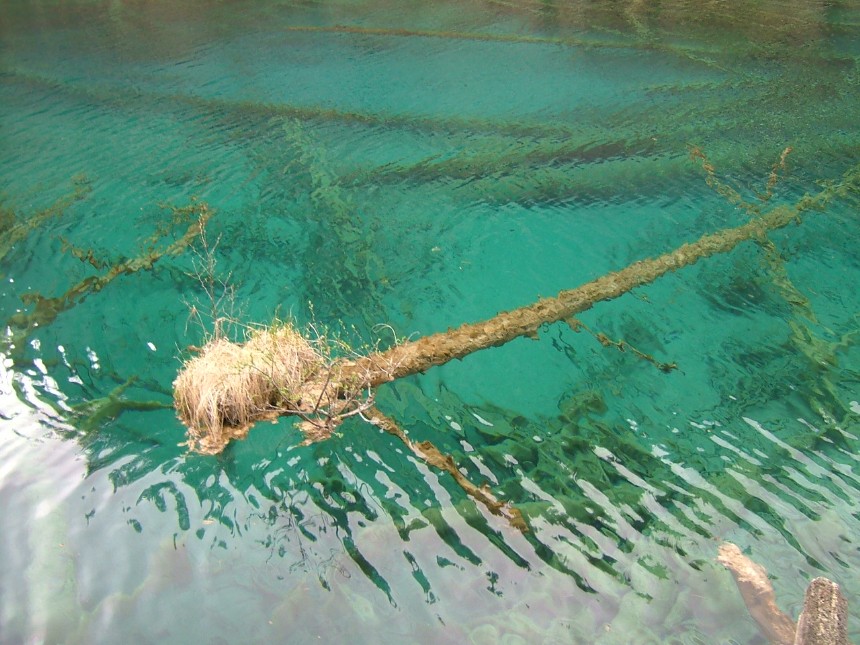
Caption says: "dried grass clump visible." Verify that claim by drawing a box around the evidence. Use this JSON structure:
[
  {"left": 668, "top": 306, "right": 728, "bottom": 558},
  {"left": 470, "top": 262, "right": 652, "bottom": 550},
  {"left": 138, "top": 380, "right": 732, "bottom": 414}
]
[{"left": 174, "top": 324, "right": 325, "bottom": 453}]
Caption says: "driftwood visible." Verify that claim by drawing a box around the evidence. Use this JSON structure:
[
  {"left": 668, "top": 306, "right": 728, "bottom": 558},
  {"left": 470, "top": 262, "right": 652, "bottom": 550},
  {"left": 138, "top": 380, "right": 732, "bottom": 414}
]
[{"left": 717, "top": 542, "right": 851, "bottom": 645}]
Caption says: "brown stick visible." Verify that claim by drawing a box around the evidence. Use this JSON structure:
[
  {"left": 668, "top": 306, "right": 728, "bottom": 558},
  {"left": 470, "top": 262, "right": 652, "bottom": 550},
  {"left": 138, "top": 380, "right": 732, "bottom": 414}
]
[
  {"left": 365, "top": 406, "right": 527, "bottom": 532},
  {"left": 717, "top": 542, "right": 797, "bottom": 645}
]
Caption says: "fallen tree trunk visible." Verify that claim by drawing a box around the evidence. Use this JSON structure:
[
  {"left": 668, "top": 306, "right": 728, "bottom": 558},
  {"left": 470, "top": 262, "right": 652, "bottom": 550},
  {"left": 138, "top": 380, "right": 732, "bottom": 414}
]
[
  {"left": 173, "top": 163, "right": 858, "bottom": 454},
  {"left": 347, "top": 203, "right": 799, "bottom": 387}
]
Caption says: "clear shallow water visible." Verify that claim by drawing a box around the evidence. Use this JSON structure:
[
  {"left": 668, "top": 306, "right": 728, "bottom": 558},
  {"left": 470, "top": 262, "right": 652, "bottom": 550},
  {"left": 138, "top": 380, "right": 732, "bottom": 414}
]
[{"left": 1, "top": 1, "right": 859, "bottom": 643}]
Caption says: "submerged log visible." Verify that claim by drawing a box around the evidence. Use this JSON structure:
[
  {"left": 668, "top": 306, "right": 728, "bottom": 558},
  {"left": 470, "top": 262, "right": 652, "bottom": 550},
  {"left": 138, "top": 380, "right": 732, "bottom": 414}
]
[
  {"left": 179, "top": 202, "right": 803, "bottom": 451},
  {"left": 174, "top": 158, "right": 860, "bottom": 452}
]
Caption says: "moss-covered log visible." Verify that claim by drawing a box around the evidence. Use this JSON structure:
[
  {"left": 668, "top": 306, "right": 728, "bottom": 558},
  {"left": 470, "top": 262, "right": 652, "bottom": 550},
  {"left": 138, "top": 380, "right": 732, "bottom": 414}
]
[{"left": 173, "top": 161, "right": 859, "bottom": 454}]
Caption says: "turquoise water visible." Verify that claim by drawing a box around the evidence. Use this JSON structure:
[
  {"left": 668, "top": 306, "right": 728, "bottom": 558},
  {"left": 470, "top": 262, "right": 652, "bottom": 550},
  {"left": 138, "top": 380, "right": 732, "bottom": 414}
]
[{"left": 1, "top": 1, "right": 859, "bottom": 643}]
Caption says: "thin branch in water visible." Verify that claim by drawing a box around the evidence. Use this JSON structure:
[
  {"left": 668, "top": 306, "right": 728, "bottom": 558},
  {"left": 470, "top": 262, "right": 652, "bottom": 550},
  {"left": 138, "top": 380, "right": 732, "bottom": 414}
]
[
  {"left": 5, "top": 199, "right": 214, "bottom": 354},
  {"left": 363, "top": 406, "right": 527, "bottom": 532},
  {"left": 759, "top": 146, "right": 793, "bottom": 203},
  {"left": 566, "top": 317, "right": 677, "bottom": 373}
]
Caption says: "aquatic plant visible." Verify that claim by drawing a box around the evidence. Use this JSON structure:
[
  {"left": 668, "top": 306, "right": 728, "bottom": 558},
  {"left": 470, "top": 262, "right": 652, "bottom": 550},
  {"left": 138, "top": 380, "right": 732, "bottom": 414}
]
[{"left": 174, "top": 322, "right": 327, "bottom": 451}]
